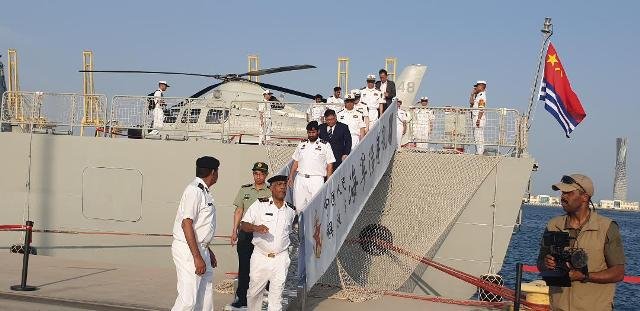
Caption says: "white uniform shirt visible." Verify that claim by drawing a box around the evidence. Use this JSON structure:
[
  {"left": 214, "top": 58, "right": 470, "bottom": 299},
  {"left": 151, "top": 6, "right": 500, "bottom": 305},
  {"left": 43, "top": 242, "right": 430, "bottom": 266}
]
[
  {"left": 379, "top": 81, "right": 387, "bottom": 95},
  {"left": 326, "top": 96, "right": 344, "bottom": 112},
  {"left": 337, "top": 108, "right": 365, "bottom": 137},
  {"left": 292, "top": 139, "right": 336, "bottom": 176},
  {"left": 472, "top": 91, "right": 487, "bottom": 122},
  {"left": 360, "top": 87, "right": 383, "bottom": 111},
  {"left": 413, "top": 108, "right": 435, "bottom": 139},
  {"left": 241, "top": 197, "right": 296, "bottom": 254},
  {"left": 153, "top": 89, "right": 165, "bottom": 128},
  {"left": 172, "top": 177, "right": 216, "bottom": 244},
  {"left": 306, "top": 104, "right": 326, "bottom": 123},
  {"left": 397, "top": 109, "right": 409, "bottom": 132},
  {"left": 258, "top": 101, "right": 272, "bottom": 118}
]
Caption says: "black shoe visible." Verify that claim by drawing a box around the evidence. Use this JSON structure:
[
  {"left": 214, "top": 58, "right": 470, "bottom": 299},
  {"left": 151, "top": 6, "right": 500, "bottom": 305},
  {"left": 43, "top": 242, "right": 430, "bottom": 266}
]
[{"left": 231, "top": 301, "right": 247, "bottom": 308}]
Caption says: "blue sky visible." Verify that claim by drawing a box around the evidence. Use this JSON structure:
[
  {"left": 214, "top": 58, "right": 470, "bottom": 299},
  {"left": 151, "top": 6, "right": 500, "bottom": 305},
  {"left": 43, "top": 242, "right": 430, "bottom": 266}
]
[{"left": 2, "top": 0, "right": 638, "bottom": 201}]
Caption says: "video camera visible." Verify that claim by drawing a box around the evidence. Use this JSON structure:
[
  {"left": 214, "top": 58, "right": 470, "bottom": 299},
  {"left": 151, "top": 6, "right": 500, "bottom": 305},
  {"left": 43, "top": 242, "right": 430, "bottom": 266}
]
[{"left": 540, "top": 231, "right": 588, "bottom": 287}]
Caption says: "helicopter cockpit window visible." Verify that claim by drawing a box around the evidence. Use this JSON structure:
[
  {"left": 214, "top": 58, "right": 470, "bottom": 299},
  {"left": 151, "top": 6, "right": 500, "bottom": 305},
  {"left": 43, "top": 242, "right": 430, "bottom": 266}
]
[
  {"left": 181, "top": 109, "right": 201, "bottom": 123},
  {"left": 205, "top": 109, "right": 229, "bottom": 124}
]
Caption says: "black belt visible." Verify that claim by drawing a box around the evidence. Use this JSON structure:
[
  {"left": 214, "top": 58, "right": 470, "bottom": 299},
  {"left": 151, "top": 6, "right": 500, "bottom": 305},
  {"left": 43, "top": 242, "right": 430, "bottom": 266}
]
[{"left": 298, "top": 173, "right": 322, "bottom": 178}]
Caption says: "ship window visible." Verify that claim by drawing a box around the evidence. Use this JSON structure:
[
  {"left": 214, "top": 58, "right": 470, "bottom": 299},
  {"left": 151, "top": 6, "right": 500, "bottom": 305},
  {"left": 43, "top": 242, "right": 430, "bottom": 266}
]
[
  {"left": 205, "top": 109, "right": 229, "bottom": 124},
  {"left": 181, "top": 109, "right": 201, "bottom": 123},
  {"left": 164, "top": 108, "right": 181, "bottom": 124}
]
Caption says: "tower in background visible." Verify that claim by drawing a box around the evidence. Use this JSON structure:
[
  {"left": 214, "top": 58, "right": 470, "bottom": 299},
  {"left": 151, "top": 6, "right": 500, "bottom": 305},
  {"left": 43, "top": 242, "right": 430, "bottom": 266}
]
[{"left": 613, "top": 137, "right": 628, "bottom": 201}]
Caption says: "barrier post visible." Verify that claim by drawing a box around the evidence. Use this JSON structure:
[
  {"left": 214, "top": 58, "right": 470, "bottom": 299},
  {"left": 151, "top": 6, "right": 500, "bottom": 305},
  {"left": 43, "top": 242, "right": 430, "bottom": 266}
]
[
  {"left": 10, "top": 220, "right": 38, "bottom": 291},
  {"left": 514, "top": 263, "right": 523, "bottom": 311}
]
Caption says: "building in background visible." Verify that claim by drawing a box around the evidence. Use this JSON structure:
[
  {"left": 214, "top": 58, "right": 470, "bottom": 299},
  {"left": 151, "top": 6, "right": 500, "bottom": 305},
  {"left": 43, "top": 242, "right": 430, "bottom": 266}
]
[{"left": 613, "top": 137, "right": 628, "bottom": 201}]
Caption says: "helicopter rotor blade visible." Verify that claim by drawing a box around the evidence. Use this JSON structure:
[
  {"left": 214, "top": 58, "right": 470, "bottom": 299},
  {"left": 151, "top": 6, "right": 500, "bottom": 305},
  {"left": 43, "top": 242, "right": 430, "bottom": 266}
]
[
  {"left": 255, "top": 81, "right": 317, "bottom": 100},
  {"left": 189, "top": 82, "right": 225, "bottom": 99},
  {"left": 78, "top": 70, "right": 222, "bottom": 79},
  {"left": 239, "top": 64, "right": 316, "bottom": 77}
]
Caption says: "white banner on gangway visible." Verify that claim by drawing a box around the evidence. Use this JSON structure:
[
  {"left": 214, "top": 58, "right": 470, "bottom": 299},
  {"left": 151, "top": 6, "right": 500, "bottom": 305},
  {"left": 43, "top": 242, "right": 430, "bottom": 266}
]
[{"left": 303, "top": 104, "right": 398, "bottom": 288}]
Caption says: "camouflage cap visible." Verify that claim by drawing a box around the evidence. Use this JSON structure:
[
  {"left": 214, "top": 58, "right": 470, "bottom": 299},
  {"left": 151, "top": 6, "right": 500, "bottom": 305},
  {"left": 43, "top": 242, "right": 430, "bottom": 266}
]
[{"left": 252, "top": 162, "right": 269, "bottom": 172}]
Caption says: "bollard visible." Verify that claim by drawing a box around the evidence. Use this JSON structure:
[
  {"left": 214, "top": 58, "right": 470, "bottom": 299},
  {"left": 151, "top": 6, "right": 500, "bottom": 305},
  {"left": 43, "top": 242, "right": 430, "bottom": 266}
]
[
  {"left": 514, "top": 263, "right": 523, "bottom": 311},
  {"left": 10, "top": 220, "right": 38, "bottom": 291}
]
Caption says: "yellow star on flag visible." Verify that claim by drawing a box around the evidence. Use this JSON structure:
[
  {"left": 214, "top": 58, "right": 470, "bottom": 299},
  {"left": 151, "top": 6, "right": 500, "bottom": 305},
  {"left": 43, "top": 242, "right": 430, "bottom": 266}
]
[{"left": 547, "top": 54, "right": 559, "bottom": 67}]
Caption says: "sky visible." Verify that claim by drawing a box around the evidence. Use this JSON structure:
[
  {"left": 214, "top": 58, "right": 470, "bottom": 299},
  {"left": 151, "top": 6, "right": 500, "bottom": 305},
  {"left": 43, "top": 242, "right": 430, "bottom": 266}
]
[{"left": 1, "top": 0, "right": 638, "bottom": 201}]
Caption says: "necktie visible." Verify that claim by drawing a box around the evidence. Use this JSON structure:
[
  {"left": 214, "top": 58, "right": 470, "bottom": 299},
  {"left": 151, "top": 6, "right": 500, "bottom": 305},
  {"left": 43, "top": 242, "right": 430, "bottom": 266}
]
[{"left": 328, "top": 127, "right": 333, "bottom": 139}]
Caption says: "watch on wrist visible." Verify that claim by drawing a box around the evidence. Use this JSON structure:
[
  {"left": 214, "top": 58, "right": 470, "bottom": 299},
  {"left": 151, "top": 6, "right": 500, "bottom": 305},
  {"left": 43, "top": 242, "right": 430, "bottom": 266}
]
[{"left": 580, "top": 271, "right": 589, "bottom": 283}]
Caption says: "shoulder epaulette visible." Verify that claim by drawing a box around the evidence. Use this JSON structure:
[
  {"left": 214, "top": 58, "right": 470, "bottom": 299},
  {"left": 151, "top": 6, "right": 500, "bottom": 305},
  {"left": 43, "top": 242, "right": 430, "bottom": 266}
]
[
  {"left": 241, "top": 183, "right": 253, "bottom": 188},
  {"left": 197, "top": 183, "right": 205, "bottom": 191},
  {"left": 258, "top": 197, "right": 270, "bottom": 202},
  {"left": 287, "top": 202, "right": 296, "bottom": 211},
  {"left": 301, "top": 139, "right": 309, "bottom": 142},
  {"left": 319, "top": 139, "right": 327, "bottom": 144}
]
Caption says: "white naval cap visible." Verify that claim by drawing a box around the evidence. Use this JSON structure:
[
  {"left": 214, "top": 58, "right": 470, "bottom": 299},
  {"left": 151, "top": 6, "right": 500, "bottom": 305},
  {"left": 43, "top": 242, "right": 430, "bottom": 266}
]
[
  {"left": 366, "top": 74, "right": 376, "bottom": 81},
  {"left": 345, "top": 93, "right": 356, "bottom": 100},
  {"left": 350, "top": 89, "right": 361, "bottom": 96},
  {"left": 262, "top": 89, "right": 273, "bottom": 95},
  {"left": 420, "top": 96, "right": 429, "bottom": 101},
  {"left": 158, "top": 80, "right": 170, "bottom": 87},
  {"left": 475, "top": 80, "right": 487, "bottom": 86}
]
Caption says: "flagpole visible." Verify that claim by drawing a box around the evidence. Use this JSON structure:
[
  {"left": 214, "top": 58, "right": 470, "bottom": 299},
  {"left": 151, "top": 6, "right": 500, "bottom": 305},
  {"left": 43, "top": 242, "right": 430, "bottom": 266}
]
[{"left": 525, "top": 17, "right": 553, "bottom": 131}]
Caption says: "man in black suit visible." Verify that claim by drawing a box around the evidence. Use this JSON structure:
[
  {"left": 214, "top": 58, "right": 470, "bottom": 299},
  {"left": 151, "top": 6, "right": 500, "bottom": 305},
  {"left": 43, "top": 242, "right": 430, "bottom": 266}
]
[
  {"left": 375, "top": 69, "right": 396, "bottom": 112},
  {"left": 319, "top": 109, "right": 352, "bottom": 169}
]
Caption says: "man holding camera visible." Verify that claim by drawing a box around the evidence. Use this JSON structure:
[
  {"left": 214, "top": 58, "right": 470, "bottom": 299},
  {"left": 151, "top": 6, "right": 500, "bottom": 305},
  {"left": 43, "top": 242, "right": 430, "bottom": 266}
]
[{"left": 537, "top": 174, "right": 625, "bottom": 311}]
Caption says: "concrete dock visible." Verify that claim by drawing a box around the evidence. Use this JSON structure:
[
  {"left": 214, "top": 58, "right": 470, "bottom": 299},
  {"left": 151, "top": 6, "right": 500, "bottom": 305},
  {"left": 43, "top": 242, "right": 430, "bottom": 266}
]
[{"left": 0, "top": 253, "right": 503, "bottom": 310}]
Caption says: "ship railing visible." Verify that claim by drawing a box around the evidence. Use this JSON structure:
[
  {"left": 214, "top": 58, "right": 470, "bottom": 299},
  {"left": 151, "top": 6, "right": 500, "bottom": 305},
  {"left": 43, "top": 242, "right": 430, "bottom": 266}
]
[
  {"left": 226, "top": 100, "right": 309, "bottom": 144},
  {"left": 108, "top": 95, "right": 226, "bottom": 140},
  {"left": 407, "top": 106, "right": 522, "bottom": 156},
  {"left": 0, "top": 91, "right": 107, "bottom": 135}
]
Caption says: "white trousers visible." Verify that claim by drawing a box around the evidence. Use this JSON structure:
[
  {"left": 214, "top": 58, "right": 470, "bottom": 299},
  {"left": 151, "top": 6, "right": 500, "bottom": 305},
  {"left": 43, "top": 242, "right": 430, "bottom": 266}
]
[
  {"left": 171, "top": 240, "right": 214, "bottom": 311},
  {"left": 368, "top": 109, "right": 379, "bottom": 124},
  {"left": 153, "top": 107, "right": 164, "bottom": 129},
  {"left": 247, "top": 251, "right": 291, "bottom": 311},
  {"left": 473, "top": 117, "right": 485, "bottom": 155},
  {"left": 351, "top": 134, "right": 361, "bottom": 150},
  {"left": 396, "top": 124, "right": 404, "bottom": 150},
  {"left": 293, "top": 174, "right": 324, "bottom": 214}
]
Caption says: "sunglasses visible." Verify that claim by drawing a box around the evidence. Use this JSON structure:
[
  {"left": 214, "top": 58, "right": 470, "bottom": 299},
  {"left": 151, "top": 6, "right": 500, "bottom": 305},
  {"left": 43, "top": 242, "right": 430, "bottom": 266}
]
[{"left": 561, "top": 175, "right": 587, "bottom": 194}]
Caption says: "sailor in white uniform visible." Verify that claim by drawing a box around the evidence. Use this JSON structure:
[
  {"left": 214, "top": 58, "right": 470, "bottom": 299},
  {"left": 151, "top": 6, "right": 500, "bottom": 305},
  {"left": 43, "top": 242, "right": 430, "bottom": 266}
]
[
  {"left": 326, "top": 86, "right": 344, "bottom": 112},
  {"left": 171, "top": 156, "right": 219, "bottom": 311},
  {"left": 396, "top": 98, "right": 409, "bottom": 150},
  {"left": 259, "top": 90, "right": 274, "bottom": 145},
  {"left": 412, "top": 97, "right": 435, "bottom": 149},
  {"left": 150, "top": 80, "right": 169, "bottom": 135},
  {"left": 306, "top": 94, "right": 326, "bottom": 124},
  {"left": 337, "top": 94, "right": 366, "bottom": 149},
  {"left": 287, "top": 121, "right": 335, "bottom": 214},
  {"left": 241, "top": 175, "right": 297, "bottom": 311},
  {"left": 470, "top": 81, "right": 487, "bottom": 155},
  {"left": 360, "top": 75, "right": 384, "bottom": 127}
]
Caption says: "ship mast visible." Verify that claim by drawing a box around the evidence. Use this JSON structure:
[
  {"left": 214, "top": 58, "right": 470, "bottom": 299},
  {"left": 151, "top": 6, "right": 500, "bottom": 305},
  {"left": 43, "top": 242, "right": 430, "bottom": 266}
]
[{"left": 524, "top": 17, "right": 554, "bottom": 132}]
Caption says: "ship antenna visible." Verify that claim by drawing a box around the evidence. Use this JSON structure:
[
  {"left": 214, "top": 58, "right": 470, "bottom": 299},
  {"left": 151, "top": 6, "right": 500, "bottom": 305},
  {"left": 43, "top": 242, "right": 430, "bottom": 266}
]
[{"left": 524, "top": 17, "right": 553, "bottom": 134}]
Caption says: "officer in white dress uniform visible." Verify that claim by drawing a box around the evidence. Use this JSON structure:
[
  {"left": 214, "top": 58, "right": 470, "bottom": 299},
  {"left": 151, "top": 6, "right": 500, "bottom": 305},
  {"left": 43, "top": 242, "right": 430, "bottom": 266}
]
[
  {"left": 326, "top": 86, "right": 344, "bottom": 112},
  {"left": 360, "top": 75, "right": 384, "bottom": 127},
  {"left": 287, "top": 121, "right": 335, "bottom": 213},
  {"left": 396, "top": 98, "right": 409, "bottom": 150},
  {"left": 306, "top": 94, "right": 326, "bottom": 124},
  {"left": 259, "top": 90, "right": 274, "bottom": 145},
  {"left": 240, "top": 175, "right": 297, "bottom": 311},
  {"left": 470, "top": 81, "right": 487, "bottom": 155},
  {"left": 171, "top": 156, "right": 219, "bottom": 311},
  {"left": 412, "top": 97, "right": 435, "bottom": 149},
  {"left": 337, "top": 94, "right": 366, "bottom": 149},
  {"left": 150, "top": 80, "right": 169, "bottom": 134}
]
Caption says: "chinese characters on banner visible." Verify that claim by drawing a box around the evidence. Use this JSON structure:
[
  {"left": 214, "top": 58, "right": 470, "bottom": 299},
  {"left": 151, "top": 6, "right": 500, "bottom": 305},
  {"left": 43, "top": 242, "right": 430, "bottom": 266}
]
[{"left": 303, "top": 103, "right": 398, "bottom": 288}]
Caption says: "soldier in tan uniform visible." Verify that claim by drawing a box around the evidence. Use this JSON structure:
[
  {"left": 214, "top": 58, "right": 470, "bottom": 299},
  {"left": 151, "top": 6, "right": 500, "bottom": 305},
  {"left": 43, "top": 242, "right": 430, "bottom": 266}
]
[
  {"left": 228, "top": 162, "right": 272, "bottom": 309},
  {"left": 537, "top": 174, "right": 625, "bottom": 311}
]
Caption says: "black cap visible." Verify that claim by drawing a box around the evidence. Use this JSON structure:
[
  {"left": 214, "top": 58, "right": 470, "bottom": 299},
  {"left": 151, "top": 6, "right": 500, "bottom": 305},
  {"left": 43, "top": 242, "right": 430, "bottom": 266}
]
[
  {"left": 306, "top": 121, "right": 319, "bottom": 131},
  {"left": 267, "top": 175, "right": 288, "bottom": 183},
  {"left": 314, "top": 94, "right": 323, "bottom": 99},
  {"left": 196, "top": 156, "right": 219, "bottom": 170}
]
